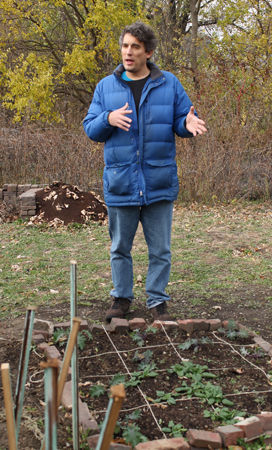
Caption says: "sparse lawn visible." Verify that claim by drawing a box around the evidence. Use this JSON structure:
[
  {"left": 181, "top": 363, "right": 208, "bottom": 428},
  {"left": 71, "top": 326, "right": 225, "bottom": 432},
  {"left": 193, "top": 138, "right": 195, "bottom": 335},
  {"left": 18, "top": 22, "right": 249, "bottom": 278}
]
[{"left": 0, "top": 201, "right": 272, "bottom": 339}]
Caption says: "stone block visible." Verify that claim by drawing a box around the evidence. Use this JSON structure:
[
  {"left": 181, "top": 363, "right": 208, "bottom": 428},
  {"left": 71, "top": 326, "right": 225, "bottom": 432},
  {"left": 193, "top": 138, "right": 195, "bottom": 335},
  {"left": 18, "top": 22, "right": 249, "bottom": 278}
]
[
  {"left": 215, "top": 424, "right": 244, "bottom": 447},
  {"left": 234, "top": 416, "right": 264, "bottom": 440},
  {"left": 177, "top": 319, "right": 194, "bottom": 333},
  {"left": 110, "top": 318, "right": 130, "bottom": 332},
  {"left": 151, "top": 320, "right": 178, "bottom": 330},
  {"left": 129, "top": 318, "right": 147, "bottom": 331},
  {"left": 206, "top": 319, "right": 222, "bottom": 331},
  {"left": 44, "top": 345, "right": 62, "bottom": 360},
  {"left": 34, "top": 319, "right": 54, "bottom": 335},
  {"left": 186, "top": 429, "right": 221, "bottom": 448},
  {"left": 256, "top": 413, "right": 272, "bottom": 431},
  {"left": 191, "top": 320, "right": 210, "bottom": 331},
  {"left": 135, "top": 437, "right": 190, "bottom": 450}
]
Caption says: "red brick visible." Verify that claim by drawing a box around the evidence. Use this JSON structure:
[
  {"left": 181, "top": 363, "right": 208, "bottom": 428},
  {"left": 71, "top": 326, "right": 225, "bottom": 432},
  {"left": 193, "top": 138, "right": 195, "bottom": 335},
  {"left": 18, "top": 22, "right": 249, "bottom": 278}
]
[
  {"left": 234, "top": 416, "right": 264, "bottom": 439},
  {"left": 110, "top": 318, "right": 129, "bottom": 332},
  {"left": 135, "top": 437, "right": 190, "bottom": 450},
  {"left": 253, "top": 336, "right": 272, "bottom": 353},
  {"left": 90, "top": 324, "right": 112, "bottom": 334},
  {"left": 177, "top": 320, "right": 194, "bottom": 333},
  {"left": 186, "top": 429, "right": 221, "bottom": 448},
  {"left": 215, "top": 424, "right": 244, "bottom": 446},
  {"left": 129, "top": 318, "right": 147, "bottom": 331},
  {"left": 33, "top": 329, "right": 49, "bottom": 340},
  {"left": 61, "top": 381, "right": 73, "bottom": 410},
  {"left": 191, "top": 320, "right": 210, "bottom": 331},
  {"left": 79, "top": 401, "right": 91, "bottom": 422},
  {"left": 206, "top": 319, "right": 222, "bottom": 331},
  {"left": 110, "top": 444, "right": 132, "bottom": 450},
  {"left": 44, "top": 345, "right": 62, "bottom": 360},
  {"left": 54, "top": 319, "right": 89, "bottom": 332},
  {"left": 57, "top": 360, "right": 72, "bottom": 381},
  {"left": 32, "top": 334, "right": 45, "bottom": 345},
  {"left": 151, "top": 320, "right": 178, "bottom": 330},
  {"left": 81, "top": 417, "right": 99, "bottom": 434},
  {"left": 37, "top": 342, "right": 50, "bottom": 352},
  {"left": 256, "top": 413, "right": 272, "bottom": 431},
  {"left": 264, "top": 431, "right": 272, "bottom": 446},
  {"left": 87, "top": 434, "right": 100, "bottom": 449}
]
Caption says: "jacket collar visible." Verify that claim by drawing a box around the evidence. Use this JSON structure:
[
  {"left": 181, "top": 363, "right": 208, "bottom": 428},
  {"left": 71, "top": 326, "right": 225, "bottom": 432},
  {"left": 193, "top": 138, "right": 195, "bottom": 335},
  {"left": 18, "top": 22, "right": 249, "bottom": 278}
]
[{"left": 114, "top": 62, "right": 163, "bottom": 81}]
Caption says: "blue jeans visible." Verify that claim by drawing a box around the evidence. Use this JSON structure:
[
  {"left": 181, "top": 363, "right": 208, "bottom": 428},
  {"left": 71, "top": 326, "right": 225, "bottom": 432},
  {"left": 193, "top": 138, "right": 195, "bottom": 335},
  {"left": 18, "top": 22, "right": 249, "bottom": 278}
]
[{"left": 108, "top": 201, "right": 173, "bottom": 309}]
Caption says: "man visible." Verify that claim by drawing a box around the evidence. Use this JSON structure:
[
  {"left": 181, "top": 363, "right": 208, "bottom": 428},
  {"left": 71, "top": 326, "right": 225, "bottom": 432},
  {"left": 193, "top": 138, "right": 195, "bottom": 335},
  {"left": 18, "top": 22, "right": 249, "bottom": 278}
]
[{"left": 83, "top": 21, "right": 207, "bottom": 322}]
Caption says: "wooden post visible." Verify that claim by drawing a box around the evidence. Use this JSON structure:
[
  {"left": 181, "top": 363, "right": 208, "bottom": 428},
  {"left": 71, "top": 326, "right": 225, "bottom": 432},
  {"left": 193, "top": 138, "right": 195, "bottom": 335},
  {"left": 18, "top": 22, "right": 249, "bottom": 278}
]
[
  {"left": 96, "top": 384, "right": 126, "bottom": 450},
  {"left": 1, "top": 363, "right": 17, "bottom": 450}
]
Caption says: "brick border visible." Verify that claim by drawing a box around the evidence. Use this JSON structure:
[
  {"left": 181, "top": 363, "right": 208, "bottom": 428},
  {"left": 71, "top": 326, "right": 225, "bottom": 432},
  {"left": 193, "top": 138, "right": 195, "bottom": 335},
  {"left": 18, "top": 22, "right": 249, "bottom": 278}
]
[{"left": 33, "top": 318, "right": 272, "bottom": 449}]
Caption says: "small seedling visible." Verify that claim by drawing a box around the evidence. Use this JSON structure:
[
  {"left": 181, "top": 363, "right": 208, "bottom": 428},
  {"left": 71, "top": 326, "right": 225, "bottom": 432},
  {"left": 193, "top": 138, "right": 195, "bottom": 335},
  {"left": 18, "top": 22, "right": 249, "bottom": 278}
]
[
  {"left": 89, "top": 384, "right": 106, "bottom": 398},
  {"left": 161, "top": 420, "right": 187, "bottom": 437}
]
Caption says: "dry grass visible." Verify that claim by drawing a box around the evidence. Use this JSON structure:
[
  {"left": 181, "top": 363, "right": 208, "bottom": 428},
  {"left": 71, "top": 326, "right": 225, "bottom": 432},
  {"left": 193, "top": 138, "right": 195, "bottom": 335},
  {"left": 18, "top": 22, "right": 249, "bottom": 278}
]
[{"left": 1, "top": 92, "right": 272, "bottom": 203}]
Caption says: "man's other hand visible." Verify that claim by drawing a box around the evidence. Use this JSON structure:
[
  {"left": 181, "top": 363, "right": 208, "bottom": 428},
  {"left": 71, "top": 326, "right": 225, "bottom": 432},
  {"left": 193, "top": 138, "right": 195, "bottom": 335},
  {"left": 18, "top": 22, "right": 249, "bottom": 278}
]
[
  {"left": 186, "top": 106, "right": 207, "bottom": 136},
  {"left": 108, "top": 103, "right": 133, "bottom": 131}
]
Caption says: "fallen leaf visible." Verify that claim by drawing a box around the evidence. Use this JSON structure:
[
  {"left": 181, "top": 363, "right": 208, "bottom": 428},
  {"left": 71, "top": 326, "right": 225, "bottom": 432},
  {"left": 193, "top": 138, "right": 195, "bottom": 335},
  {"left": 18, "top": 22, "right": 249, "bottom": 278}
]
[
  {"left": 213, "top": 306, "right": 221, "bottom": 310},
  {"left": 233, "top": 368, "right": 244, "bottom": 374},
  {"left": 50, "top": 289, "right": 59, "bottom": 294}
]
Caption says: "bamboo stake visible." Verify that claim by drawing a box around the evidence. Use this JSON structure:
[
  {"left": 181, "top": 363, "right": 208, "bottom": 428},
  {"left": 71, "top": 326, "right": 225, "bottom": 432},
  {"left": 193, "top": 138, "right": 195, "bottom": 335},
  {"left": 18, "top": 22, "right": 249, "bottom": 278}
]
[
  {"left": 14, "top": 305, "right": 37, "bottom": 442},
  {"left": 96, "top": 384, "right": 126, "bottom": 450},
  {"left": 70, "top": 260, "right": 79, "bottom": 450},
  {"left": 1, "top": 363, "right": 17, "bottom": 450}
]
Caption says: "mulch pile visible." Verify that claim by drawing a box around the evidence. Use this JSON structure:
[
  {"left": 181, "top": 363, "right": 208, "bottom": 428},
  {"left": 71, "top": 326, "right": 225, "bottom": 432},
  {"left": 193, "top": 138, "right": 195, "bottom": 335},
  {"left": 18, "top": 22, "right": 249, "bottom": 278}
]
[{"left": 35, "top": 181, "right": 107, "bottom": 226}]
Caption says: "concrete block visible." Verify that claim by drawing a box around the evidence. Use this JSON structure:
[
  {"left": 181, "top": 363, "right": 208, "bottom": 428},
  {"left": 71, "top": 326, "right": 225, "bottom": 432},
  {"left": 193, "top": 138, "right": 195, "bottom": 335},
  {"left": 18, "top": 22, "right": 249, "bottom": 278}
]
[
  {"left": 215, "top": 424, "right": 244, "bottom": 447},
  {"left": 253, "top": 336, "right": 272, "bottom": 353},
  {"left": 34, "top": 319, "right": 54, "bottom": 334},
  {"left": 186, "top": 429, "right": 221, "bottom": 448},
  {"left": 7, "top": 184, "right": 17, "bottom": 192}
]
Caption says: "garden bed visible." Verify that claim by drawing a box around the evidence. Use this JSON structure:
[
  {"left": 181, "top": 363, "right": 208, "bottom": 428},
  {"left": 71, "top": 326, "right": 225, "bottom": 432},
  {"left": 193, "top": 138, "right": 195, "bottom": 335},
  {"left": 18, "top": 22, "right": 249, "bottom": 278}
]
[{"left": 1, "top": 320, "right": 272, "bottom": 449}]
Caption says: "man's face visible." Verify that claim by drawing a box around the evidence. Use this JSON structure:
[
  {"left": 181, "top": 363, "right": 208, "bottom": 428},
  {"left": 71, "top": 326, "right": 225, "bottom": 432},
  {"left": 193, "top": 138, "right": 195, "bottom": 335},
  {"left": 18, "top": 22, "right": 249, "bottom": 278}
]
[{"left": 121, "top": 33, "right": 153, "bottom": 78}]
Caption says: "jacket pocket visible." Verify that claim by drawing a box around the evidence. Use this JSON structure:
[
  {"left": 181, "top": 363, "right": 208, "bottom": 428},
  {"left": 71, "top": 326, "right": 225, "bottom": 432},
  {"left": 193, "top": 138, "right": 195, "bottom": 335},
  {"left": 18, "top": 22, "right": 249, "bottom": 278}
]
[
  {"left": 104, "top": 163, "right": 132, "bottom": 196},
  {"left": 144, "top": 160, "right": 173, "bottom": 191}
]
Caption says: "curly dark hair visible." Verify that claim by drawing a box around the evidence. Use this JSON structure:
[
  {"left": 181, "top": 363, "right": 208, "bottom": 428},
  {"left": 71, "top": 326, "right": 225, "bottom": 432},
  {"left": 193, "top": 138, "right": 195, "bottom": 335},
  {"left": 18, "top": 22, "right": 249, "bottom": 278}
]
[{"left": 119, "top": 21, "right": 158, "bottom": 53}]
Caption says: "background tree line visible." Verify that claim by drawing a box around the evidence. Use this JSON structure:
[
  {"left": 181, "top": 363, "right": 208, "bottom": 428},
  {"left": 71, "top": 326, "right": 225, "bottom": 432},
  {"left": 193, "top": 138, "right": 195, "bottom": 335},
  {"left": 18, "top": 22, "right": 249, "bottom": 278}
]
[{"left": 0, "top": 0, "right": 271, "bottom": 202}]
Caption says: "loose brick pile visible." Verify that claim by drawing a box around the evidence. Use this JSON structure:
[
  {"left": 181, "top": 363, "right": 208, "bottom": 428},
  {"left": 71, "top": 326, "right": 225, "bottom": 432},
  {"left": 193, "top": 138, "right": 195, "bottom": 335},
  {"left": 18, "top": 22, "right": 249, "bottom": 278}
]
[{"left": 32, "top": 317, "right": 272, "bottom": 450}]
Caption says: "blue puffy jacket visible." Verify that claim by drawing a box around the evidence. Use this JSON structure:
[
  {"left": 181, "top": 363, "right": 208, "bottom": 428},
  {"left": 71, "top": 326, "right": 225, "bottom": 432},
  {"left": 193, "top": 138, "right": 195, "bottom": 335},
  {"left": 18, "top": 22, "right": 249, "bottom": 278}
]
[{"left": 83, "top": 63, "right": 194, "bottom": 206}]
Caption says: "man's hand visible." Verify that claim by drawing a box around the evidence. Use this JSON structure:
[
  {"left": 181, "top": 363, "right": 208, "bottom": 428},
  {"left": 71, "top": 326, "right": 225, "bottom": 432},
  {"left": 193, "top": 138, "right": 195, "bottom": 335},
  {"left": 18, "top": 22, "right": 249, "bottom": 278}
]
[
  {"left": 185, "top": 106, "right": 207, "bottom": 136},
  {"left": 108, "top": 103, "right": 132, "bottom": 131}
]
